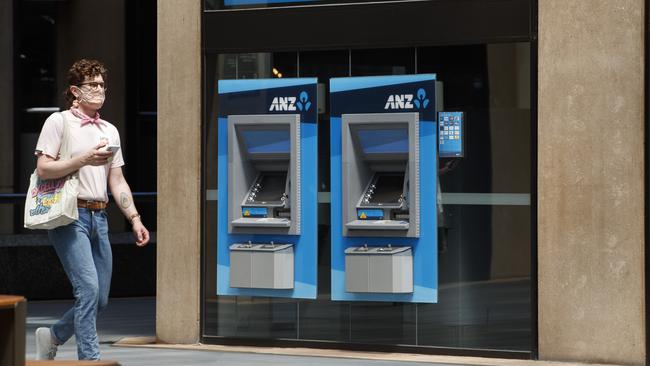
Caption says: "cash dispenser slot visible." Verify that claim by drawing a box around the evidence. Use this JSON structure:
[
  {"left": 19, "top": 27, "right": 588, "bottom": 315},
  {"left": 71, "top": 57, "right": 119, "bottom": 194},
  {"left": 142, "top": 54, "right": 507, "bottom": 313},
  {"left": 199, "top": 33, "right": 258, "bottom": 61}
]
[
  {"left": 341, "top": 112, "right": 420, "bottom": 237},
  {"left": 230, "top": 242, "right": 294, "bottom": 289},
  {"left": 344, "top": 244, "right": 413, "bottom": 293},
  {"left": 235, "top": 171, "right": 291, "bottom": 228},
  {"left": 346, "top": 170, "right": 410, "bottom": 230},
  {"left": 227, "top": 114, "right": 301, "bottom": 235}
]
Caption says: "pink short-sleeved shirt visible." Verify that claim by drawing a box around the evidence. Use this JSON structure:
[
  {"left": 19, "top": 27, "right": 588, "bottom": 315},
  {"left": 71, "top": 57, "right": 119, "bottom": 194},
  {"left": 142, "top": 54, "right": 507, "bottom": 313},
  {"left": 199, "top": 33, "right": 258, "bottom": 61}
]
[{"left": 34, "top": 110, "right": 125, "bottom": 202}]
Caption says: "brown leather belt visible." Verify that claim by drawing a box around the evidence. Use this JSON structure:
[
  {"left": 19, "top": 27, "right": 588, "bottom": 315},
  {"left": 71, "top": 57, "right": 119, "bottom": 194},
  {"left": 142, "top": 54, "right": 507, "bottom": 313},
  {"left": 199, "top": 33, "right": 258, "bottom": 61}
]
[{"left": 77, "top": 199, "right": 107, "bottom": 210}]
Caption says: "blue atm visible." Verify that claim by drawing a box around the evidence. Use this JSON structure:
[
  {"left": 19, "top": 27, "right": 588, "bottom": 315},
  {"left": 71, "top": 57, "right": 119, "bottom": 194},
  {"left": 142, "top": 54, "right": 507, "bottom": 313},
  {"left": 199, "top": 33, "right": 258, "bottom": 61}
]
[
  {"left": 217, "top": 78, "right": 318, "bottom": 299},
  {"left": 330, "top": 75, "right": 438, "bottom": 303}
]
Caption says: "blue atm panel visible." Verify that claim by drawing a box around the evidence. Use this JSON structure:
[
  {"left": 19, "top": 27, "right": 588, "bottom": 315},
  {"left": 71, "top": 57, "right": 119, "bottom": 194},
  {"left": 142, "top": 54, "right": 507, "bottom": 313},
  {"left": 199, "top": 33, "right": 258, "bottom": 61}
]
[
  {"left": 217, "top": 78, "right": 318, "bottom": 299},
  {"left": 330, "top": 74, "right": 439, "bottom": 303}
]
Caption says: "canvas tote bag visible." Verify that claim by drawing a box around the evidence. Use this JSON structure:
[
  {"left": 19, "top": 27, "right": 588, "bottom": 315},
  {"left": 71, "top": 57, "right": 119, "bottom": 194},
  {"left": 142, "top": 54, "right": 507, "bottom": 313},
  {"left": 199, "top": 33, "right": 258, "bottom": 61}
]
[{"left": 24, "top": 112, "right": 79, "bottom": 229}]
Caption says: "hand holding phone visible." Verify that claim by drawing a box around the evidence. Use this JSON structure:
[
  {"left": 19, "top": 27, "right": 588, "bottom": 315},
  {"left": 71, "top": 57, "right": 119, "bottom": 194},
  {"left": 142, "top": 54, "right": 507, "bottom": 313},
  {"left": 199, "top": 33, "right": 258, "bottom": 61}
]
[
  {"left": 83, "top": 142, "right": 114, "bottom": 167},
  {"left": 103, "top": 145, "right": 120, "bottom": 154}
]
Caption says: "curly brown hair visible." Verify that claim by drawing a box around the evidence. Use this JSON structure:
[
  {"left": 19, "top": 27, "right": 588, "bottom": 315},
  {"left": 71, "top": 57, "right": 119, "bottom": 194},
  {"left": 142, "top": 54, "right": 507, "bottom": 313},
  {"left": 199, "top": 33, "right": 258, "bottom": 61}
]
[{"left": 63, "top": 59, "right": 108, "bottom": 107}]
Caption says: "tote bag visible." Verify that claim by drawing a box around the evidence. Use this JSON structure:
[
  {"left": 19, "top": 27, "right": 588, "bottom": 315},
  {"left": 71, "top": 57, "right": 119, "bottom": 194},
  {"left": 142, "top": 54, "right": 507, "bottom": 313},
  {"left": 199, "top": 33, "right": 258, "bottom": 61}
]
[{"left": 24, "top": 112, "right": 79, "bottom": 230}]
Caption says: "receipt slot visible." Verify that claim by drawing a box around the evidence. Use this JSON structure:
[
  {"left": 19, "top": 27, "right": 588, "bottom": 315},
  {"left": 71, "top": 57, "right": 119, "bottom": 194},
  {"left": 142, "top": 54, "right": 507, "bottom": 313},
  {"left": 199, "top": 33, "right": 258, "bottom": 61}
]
[
  {"left": 217, "top": 78, "right": 318, "bottom": 299},
  {"left": 330, "top": 75, "right": 438, "bottom": 303}
]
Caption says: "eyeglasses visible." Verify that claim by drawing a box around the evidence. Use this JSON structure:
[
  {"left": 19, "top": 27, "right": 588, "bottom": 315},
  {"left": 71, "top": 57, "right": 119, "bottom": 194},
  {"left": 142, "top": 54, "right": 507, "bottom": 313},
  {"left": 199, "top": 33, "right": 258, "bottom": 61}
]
[{"left": 78, "top": 81, "right": 106, "bottom": 89}]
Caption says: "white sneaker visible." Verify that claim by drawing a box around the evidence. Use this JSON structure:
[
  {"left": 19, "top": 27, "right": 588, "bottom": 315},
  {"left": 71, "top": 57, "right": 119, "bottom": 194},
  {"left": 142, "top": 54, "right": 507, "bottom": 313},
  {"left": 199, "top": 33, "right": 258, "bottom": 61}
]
[{"left": 35, "top": 327, "right": 58, "bottom": 360}]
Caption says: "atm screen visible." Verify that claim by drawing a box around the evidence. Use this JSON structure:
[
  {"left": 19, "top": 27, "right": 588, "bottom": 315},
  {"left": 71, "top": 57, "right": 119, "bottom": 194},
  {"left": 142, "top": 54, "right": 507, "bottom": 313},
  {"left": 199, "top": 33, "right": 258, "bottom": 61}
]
[
  {"left": 241, "top": 129, "right": 290, "bottom": 154},
  {"left": 251, "top": 172, "right": 287, "bottom": 203},
  {"left": 367, "top": 173, "right": 405, "bottom": 205},
  {"left": 357, "top": 128, "right": 408, "bottom": 154}
]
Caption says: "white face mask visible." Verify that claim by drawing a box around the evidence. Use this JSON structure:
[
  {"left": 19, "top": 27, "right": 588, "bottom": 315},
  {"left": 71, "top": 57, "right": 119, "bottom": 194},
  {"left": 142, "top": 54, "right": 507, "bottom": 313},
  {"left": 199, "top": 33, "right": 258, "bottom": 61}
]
[{"left": 73, "top": 85, "right": 105, "bottom": 109}]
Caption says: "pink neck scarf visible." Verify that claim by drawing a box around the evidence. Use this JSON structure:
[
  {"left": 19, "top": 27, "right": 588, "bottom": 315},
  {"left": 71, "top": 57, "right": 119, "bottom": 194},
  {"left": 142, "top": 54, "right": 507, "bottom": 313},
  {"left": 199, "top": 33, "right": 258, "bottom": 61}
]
[{"left": 70, "top": 107, "right": 104, "bottom": 127}]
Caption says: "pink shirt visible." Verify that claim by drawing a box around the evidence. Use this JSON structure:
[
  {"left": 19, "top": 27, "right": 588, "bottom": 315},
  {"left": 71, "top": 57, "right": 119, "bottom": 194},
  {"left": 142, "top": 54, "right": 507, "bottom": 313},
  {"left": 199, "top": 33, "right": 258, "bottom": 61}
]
[{"left": 34, "top": 110, "right": 125, "bottom": 202}]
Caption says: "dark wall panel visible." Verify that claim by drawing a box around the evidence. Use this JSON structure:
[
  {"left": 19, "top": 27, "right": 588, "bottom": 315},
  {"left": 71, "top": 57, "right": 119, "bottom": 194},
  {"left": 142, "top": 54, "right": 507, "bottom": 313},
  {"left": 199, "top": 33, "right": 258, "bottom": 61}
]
[{"left": 204, "top": 0, "right": 531, "bottom": 53}]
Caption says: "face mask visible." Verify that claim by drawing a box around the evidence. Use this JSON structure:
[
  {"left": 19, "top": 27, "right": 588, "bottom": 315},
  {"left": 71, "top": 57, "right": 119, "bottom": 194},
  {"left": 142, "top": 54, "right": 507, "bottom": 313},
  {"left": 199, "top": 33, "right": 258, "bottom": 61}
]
[{"left": 73, "top": 85, "right": 105, "bottom": 109}]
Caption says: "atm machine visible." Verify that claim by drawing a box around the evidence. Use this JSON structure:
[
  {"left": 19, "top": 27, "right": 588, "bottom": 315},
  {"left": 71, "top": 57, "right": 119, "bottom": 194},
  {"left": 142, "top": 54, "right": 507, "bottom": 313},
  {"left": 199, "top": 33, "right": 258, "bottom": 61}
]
[
  {"left": 330, "top": 75, "right": 439, "bottom": 303},
  {"left": 227, "top": 114, "right": 300, "bottom": 234},
  {"left": 341, "top": 113, "right": 419, "bottom": 237},
  {"left": 217, "top": 78, "right": 318, "bottom": 299}
]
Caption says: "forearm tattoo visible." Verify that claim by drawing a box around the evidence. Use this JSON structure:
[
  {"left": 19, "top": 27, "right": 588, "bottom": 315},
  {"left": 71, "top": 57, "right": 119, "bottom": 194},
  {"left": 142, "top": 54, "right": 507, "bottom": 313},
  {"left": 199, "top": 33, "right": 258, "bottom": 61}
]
[{"left": 119, "top": 192, "right": 132, "bottom": 210}]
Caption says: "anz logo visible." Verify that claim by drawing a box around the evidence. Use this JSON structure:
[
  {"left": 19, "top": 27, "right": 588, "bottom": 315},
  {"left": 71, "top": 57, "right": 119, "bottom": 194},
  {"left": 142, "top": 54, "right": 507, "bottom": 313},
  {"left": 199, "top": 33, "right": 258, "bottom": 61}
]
[
  {"left": 269, "top": 91, "right": 312, "bottom": 112},
  {"left": 384, "top": 88, "right": 430, "bottom": 110},
  {"left": 269, "top": 96, "right": 296, "bottom": 111}
]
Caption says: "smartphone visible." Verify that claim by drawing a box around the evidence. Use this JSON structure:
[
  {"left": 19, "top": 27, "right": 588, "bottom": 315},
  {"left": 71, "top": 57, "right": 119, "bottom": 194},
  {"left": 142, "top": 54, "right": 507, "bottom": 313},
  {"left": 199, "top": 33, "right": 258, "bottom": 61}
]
[{"left": 104, "top": 145, "right": 120, "bottom": 154}]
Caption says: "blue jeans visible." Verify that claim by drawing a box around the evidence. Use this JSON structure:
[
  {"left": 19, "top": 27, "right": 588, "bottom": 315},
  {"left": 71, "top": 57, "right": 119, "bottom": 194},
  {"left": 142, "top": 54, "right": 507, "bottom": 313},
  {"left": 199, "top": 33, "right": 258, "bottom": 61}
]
[{"left": 48, "top": 208, "right": 112, "bottom": 360}]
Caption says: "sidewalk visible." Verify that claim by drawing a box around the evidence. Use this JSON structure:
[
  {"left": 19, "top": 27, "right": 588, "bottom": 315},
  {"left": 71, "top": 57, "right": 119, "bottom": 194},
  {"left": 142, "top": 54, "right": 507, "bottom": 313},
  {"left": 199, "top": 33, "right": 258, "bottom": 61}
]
[
  {"left": 25, "top": 297, "right": 619, "bottom": 366},
  {"left": 25, "top": 297, "right": 457, "bottom": 366}
]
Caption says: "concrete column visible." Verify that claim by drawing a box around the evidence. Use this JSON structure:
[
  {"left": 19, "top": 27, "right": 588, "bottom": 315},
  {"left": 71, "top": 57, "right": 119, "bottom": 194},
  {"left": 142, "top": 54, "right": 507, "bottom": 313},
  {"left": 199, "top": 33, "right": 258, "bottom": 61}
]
[
  {"left": 157, "top": 0, "right": 202, "bottom": 343},
  {"left": 0, "top": 0, "right": 13, "bottom": 234},
  {"left": 538, "top": 1, "right": 645, "bottom": 364}
]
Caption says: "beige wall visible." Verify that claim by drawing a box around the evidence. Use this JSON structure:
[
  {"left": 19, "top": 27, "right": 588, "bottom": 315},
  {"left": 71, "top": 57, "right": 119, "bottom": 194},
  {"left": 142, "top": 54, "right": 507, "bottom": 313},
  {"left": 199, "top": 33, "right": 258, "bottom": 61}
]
[
  {"left": 538, "top": 1, "right": 645, "bottom": 365},
  {"left": 156, "top": 0, "right": 202, "bottom": 344}
]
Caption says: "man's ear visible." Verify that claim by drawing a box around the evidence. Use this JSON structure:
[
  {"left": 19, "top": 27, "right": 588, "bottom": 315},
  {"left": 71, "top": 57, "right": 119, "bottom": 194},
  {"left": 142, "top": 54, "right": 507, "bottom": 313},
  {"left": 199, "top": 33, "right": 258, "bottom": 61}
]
[{"left": 70, "top": 85, "right": 80, "bottom": 98}]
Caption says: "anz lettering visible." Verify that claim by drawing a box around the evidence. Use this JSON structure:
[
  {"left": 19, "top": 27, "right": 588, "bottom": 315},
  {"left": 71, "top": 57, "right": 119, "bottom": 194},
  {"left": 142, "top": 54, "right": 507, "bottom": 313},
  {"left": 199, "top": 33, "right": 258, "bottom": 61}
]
[
  {"left": 384, "top": 94, "right": 415, "bottom": 110},
  {"left": 269, "top": 97, "right": 297, "bottom": 111}
]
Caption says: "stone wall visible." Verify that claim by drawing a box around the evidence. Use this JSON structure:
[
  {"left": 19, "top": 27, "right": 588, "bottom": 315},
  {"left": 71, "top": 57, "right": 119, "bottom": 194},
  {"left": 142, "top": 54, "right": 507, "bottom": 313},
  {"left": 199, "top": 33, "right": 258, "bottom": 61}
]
[{"left": 538, "top": 1, "right": 646, "bottom": 364}]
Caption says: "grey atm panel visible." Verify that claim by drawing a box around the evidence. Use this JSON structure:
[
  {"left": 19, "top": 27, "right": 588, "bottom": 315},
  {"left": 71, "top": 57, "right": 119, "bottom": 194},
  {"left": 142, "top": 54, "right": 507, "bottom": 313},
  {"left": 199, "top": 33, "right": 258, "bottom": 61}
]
[
  {"left": 341, "top": 112, "right": 419, "bottom": 237},
  {"left": 230, "top": 243, "right": 294, "bottom": 289},
  {"left": 228, "top": 114, "right": 300, "bottom": 235},
  {"left": 345, "top": 245, "right": 413, "bottom": 293}
]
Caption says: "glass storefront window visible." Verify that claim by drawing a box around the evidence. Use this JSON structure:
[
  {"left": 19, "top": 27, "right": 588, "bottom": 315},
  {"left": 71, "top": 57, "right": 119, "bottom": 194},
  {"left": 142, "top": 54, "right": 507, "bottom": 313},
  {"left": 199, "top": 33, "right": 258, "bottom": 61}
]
[{"left": 203, "top": 45, "right": 532, "bottom": 352}]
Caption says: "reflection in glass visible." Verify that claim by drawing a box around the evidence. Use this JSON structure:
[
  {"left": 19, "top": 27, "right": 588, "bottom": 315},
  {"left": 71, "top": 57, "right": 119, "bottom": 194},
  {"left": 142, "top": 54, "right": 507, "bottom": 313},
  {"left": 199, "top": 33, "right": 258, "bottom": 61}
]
[
  {"left": 351, "top": 48, "right": 415, "bottom": 76},
  {"left": 211, "top": 296, "right": 297, "bottom": 339}
]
